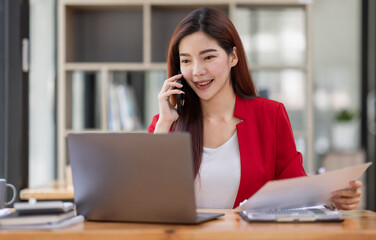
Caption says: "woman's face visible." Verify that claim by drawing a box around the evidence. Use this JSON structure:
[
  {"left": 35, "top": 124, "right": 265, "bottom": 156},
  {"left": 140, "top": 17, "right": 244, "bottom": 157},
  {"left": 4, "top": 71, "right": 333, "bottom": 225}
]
[{"left": 178, "top": 31, "right": 237, "bottom": 102}]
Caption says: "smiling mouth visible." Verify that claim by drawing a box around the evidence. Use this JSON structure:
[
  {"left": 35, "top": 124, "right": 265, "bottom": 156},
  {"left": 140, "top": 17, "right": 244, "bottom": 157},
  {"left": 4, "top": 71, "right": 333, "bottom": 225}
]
[{"left": 195, "top": 79, "right": 214, "bottom": 88}]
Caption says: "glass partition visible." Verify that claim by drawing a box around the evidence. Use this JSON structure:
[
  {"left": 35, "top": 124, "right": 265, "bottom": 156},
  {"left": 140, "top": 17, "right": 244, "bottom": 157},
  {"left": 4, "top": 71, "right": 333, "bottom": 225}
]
[
  {"left": 252, "top": 69, "right": 307, "bottom": 130},
  {"left": 234, "top": 6, "right": 306, "bottom": 67}
]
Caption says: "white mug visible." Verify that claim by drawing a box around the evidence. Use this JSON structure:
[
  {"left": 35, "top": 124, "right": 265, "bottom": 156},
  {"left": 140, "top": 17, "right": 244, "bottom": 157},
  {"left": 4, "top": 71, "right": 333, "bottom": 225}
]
[{"left": 0, "top": 179, "right": 17, "bottom": 208}]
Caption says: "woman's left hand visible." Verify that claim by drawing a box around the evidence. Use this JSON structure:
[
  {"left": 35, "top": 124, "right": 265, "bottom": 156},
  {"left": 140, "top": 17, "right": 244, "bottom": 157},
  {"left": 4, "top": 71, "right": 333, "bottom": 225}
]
[{"left": 331, "top": 180, "right": 362, "bottom": 210}]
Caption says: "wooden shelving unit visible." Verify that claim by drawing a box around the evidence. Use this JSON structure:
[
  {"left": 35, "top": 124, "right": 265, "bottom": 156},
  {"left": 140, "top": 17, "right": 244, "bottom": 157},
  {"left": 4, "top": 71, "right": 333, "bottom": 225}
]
[{"left": 57, "top": 0, "right": 313, "bottom": 181}]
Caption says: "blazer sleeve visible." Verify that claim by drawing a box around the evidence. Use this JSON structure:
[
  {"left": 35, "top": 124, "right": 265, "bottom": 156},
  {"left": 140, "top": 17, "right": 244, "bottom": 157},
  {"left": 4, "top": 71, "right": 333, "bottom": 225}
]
[
  {"left": 275, "top": 103, "right": 307, "bottom": 179},
  {"left": 148, "top": 114, "right": 159, "bottom": 133}
]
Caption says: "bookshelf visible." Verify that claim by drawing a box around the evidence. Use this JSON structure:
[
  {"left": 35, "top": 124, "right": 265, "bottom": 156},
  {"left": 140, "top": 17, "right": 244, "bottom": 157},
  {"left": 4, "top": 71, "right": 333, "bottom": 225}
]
[{"left": 57, "top": 0, "right": 313, "bottom": 181}]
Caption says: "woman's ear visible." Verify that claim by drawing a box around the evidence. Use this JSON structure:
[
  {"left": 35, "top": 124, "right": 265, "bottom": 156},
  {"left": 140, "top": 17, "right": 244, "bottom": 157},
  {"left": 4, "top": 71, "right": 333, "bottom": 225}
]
[{"left": 230, "top": 47, "right": 238, "bottom": 67}]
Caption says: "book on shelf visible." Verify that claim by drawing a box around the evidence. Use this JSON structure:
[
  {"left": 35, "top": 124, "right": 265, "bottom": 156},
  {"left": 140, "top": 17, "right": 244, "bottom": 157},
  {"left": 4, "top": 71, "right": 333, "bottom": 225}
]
[
  {"left": 72, "top": 70, "right": 85, "bottom": 130},
  {"left": 84, "top": 72, "right": 97, "bottom": 128},
  {"left": 117, "top": 83, "right": 142, "bottom": 130},
  {"left": 108, "top": 73, "right": 142, "bottom": 131},
  {"left": 72, "top": 71, "right": 100, "bottom": 130},
  {"left": 108, "top": 79, "right": 121, "bottom": 131}
]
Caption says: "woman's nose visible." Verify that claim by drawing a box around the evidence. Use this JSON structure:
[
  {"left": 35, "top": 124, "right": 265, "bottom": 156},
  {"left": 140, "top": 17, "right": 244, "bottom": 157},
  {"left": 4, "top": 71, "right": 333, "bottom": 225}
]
[{"left": 192, "top": 62, "right": 206, "bottom": 76}]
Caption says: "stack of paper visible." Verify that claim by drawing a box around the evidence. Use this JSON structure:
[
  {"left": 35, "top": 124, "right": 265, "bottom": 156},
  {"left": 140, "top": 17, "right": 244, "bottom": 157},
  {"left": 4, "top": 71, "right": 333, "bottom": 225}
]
[{"left": 0, "top": 201, "right": 84, "bottom": 230}]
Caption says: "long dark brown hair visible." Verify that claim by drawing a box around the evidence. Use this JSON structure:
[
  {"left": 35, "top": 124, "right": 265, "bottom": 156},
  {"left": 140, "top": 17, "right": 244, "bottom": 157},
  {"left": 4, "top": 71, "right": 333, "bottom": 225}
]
[{"left": 167, "top": 7, "right": 257, "bottom": 176}]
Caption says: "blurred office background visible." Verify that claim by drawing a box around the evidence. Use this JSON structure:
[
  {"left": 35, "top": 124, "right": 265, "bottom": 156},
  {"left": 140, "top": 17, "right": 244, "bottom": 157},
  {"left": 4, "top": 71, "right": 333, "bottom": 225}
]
[{"left": 0, "top": 0, "right": 375, "bottom": 210}]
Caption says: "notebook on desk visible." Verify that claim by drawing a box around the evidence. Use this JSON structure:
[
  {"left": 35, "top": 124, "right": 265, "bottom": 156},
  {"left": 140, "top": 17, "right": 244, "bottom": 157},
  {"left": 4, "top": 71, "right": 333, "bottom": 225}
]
[{"left": 67, "top": 132, "right": 224, "bottom": 224}]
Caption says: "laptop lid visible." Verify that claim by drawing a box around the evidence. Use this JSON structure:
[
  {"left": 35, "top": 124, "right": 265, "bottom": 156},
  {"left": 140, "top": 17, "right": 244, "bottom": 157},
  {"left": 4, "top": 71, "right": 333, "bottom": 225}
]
[{"left": 68, "top": 132, "right": 222, "bottom": 224}]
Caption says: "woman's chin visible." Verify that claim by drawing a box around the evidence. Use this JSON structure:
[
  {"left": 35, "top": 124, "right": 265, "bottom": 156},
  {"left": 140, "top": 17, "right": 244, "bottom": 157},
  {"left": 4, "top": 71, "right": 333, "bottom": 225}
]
[{"left": 195, "top": 93, "right": 213, "bottom": 101}]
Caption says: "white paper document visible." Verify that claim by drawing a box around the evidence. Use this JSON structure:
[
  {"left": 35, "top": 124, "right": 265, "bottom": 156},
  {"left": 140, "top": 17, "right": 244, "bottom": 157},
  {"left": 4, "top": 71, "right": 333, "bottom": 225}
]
[{"left": 235, "top": 162, "right": 372, "bottom": 212}]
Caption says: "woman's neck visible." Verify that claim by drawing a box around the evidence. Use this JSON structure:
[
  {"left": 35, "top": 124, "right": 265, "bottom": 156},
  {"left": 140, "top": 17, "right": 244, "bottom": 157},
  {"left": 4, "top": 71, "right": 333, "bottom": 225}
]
[{"left": 200, "top": 88, "right": 236, "bottom": 121}]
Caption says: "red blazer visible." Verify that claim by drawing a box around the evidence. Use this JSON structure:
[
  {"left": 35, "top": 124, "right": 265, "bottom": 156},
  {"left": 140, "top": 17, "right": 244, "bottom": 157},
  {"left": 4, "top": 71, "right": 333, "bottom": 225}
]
[{"left": 148, "top": 96, "right": 307, "bottom": 208}]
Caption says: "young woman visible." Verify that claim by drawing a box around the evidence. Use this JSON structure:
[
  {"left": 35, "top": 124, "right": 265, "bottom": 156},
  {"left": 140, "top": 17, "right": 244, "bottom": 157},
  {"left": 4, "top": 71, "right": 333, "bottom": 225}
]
[{"left": 148, "top": 7, "right": 362, "bottom": 210}]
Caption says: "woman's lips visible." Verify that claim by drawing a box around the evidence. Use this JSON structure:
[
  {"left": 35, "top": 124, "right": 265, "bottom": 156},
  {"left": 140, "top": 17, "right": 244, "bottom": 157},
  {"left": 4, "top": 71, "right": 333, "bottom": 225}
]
[{"left": 195, "top": 79, "right": 214, "bottom": 89}]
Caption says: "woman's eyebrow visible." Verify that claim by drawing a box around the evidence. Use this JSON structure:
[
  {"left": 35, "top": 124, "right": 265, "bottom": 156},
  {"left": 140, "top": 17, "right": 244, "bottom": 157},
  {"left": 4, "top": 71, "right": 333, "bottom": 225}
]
[
  {"left": 199, "top": 49, "right": 217, "bottom": 55},
  {"left": 179, "top": 49, "right": 218, "bottom": 57}
]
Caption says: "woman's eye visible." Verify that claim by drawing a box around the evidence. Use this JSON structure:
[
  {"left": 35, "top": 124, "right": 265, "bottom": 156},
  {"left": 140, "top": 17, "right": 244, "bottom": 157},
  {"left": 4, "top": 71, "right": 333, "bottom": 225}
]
[
  {"left": 204, "top": 55, "right": 215, "bottom": 60},
  {"left": 181, "top": 59, "right": 190, "bottom": 64}
]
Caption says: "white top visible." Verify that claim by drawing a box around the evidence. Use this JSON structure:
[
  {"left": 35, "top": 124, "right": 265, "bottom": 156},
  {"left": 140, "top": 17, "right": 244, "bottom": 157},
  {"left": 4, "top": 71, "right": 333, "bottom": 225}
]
[{"left": 194, "top": 131, "right": 241, "bottom": 209}]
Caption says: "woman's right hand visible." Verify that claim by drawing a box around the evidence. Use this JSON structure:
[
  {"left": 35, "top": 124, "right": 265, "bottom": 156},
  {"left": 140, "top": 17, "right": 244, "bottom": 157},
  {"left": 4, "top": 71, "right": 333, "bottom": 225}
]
[{"left": 154, "top": 74, "right": 184, "bottom": 133}]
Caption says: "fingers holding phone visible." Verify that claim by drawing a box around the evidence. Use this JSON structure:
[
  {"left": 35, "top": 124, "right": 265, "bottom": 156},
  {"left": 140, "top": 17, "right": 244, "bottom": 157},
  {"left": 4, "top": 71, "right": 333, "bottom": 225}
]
[
  {"left": 159, "top": 74, "right": 183, "bottom": 96},
  {"left": 155, "top": 74, "right": 185, "bottom": 131}
]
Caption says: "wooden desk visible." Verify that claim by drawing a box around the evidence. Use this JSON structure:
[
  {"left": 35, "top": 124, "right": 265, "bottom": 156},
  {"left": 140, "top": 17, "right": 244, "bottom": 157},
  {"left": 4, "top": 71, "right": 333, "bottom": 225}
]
[
  {"left": 1, "top": 209, "right": 375, "bottom": 240},
  {"left": 20, "top": 166, "right": 74, "bottom": 201},
  {"left": 20, "top": 181, "right": 74, "bottom": 200}
]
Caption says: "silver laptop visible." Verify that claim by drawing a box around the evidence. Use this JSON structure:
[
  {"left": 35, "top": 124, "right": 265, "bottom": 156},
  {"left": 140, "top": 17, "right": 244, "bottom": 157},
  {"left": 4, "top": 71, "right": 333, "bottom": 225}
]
[{"left": 67, "top": 132, "right": 224, "bottom": 224}]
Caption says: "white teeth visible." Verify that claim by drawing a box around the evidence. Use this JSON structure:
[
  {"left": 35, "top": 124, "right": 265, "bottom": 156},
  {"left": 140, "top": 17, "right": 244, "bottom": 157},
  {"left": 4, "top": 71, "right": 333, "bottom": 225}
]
[{"left": 197, "top": 80, "right": 212, "bottom": 86}]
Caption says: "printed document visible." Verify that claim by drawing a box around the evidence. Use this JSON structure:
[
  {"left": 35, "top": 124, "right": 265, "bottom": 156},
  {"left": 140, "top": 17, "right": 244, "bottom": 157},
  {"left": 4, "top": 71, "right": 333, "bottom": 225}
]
[{"left": 235, "top": 162, "right": 372, "bottom": 222}]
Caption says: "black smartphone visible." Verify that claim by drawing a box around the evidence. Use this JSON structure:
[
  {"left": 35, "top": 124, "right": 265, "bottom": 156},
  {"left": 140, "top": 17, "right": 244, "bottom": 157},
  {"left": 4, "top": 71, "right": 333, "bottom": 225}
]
[{"left": 176, "top": 72, "right": 184, "bottom": 115}]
